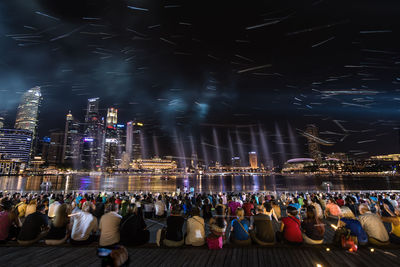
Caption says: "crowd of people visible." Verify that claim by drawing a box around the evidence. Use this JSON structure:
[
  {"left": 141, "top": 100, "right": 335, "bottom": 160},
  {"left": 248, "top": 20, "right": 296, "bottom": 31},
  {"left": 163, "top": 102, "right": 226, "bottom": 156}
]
[{"left": 0, "top": 190, "right": 399, "bottom": 250}]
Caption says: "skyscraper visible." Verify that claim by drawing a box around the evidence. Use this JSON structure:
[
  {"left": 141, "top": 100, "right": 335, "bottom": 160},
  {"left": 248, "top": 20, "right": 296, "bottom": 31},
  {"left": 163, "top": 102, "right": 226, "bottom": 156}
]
[
  {"left": 249, "top": 152, "right": 258, "bottom": 169},
  {"left": 306, "top": 124, "right": 322, "bottom": 162},
  {"left": 0, "top": 129, "right": 32, "bottom": 164},
  {"left": 62, "top": 111, "right": 80, "bottom": 168},
  {"left": 104, "top": 108, "right": 118, "bottom": 169},
  {"left": 81, "top": 98, "right": 104, "bottom": 170},
  {"left": 14, "top": 86, "right": 41, "bottom": 136},
  {"left": 125, "top": 121, "right": 143, "bottom": 161},
  {"left": 0, "top": 116, "right": 4, "bottom": 129},
  {"left": 47, "top": 131, "right": 64, "bottom": 166}
]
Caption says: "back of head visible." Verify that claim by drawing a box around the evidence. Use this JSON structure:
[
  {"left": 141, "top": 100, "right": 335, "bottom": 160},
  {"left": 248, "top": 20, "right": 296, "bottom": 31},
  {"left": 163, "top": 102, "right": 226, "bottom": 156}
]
[
  {"left": 53, "top": 203, "right": 68, "bottom": 227},
  {"left": 191, "top": 207, "right": 200, "bottom": 217},
  {"left": 257, "top": 205, "right": 264, "bottom": 213},
  {"left": 82, "top": 201, "right": 93, "bottom": 213},
  {"left": 36, "top": 204, "right": 46, "bottom": 213},
  {"left": 171, "top": 204, "right": 182, "bottom": 215},
  {"left": 287, "top": 206, "right": 298, "bottom": 217},
  {"left": 359, "top": 203, "right": 370, "bottom": 215},
  {"left": 236, "top": 207, "right": 244, "bottom": 220},
  {"left": 263, "top": 202, "right": 272, "bottom": 212}
]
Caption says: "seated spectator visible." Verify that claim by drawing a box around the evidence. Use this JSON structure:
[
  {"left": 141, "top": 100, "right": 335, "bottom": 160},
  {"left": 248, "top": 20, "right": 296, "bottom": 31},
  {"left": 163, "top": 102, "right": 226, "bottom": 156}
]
[
  {"left": 154, "top": 195, "right": 166, "bottom": 218},
  {"left": 209, "top": 205, "right": 227, "bottom": 239},
  {"left": 271, "top": 200, "right": 282, "bottom": 220},
  {"left": 25, "top": 199, "right": 37, "bottom": 218},
  {"left": 228, "top": 197, "right": 241, "bottom": 218},
  {"left": 45, "top": 203, "right": 69, "bottom": 245},
  {"left": 15, "top": 196, "right": 27, "bottom": 218},
  {"left": 358, "top": 203, "right": 389, "bottom": 246},
  {"left": 250, "top": 205, "right": 275, "bottom": 245},
  {"left": 279, "top": 206, "right": 303, "bottom": 245},
  {"left": 185, "top": 207, "right": 205, "bottom": 246},
  {"left": 120, "top": 204, "right": 149, "bottom": 246},
  {"left": 156, "top": 205, "right": 185, "bottom": 247},
  {"left": 311, "top": 197, "right": 323, "bottom": 220},
  {"left": 70, "top": 201, "right": 98, "bottom": 245},
  {"left": 94, "top": 196, "right": 105, "bottom": 220},
  {"left": 202, "top": 198, "right": 213, "bottom": 222},
  {"left": 325, "top": 198, "right": 341, "bottom": 218},
  {"left": 378, "top": 204, "right": 400, "bottom": 244},
  {"left": 242, "top": 199, "right": 255, "bottom": 219},
  {"left": 99, "top": 203, "right": 122, "bottom": 247},
  {"left": 143, "top": 197, "right": 154, "bottom": 219},
  {"left": 338, "top": 208, "right": 368, "bottom": 245},
  {"left": 289, "top": 198, "right": 301, "bottom": 211},
  {"left": 17, "top": 204, "right": 49, "bottom": 245},
  {"left": 230, "top": 208, "right": 251, "bottom": 245},
  {"left": 48, "top": 195, "right": 61, "bottom": 219},
  {"left": 264, "top": 202, "right": 279, "bottom": 222},
  {"left": 0, "top": 200, "right": 12, "bottom": 243},
  {"left": 301, "top": 206, "right": 325, "bottom": 245}
]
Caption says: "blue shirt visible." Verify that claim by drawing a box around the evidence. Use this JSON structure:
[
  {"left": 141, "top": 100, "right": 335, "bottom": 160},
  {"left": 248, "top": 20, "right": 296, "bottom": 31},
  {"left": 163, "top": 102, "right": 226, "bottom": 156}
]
[
  {"left": 231, "top": 219, "right": 250, "bottom": 240},
  {"left": 289, "top": 203, "right": 301, "bottom": 210},
  {"left": 340, "top": 218, "right": 368, "bottom": 243}
]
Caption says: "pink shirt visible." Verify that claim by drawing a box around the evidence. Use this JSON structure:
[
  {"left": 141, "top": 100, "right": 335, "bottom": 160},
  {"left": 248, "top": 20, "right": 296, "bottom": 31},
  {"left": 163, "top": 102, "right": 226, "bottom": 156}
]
[
  {"left": 0, "top": 211, "right": 10, "bottom": 241},
  {"left": 326, "top": 203, "right": 341, "bottom": 216},
  {"left": 228, "top": 202, "right": 241, "bottom": 216}
]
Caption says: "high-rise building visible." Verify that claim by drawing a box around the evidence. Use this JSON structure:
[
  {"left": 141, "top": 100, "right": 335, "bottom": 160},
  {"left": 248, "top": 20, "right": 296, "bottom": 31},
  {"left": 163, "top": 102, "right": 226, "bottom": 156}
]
[
  {"left": 47, "top": 131, "right": 64, "bottom": 166},
  {"left": 14, "top": 86, "right": 42, "bottom": 156},
  {"left": 0, "top": 116, "right": 4, "bottom": 128},
  {"left": 81, "top": 98, "right": 104, "bottom": 170},
  {"left": 0, "top": 129, "right": 33, "bottom": 164},
  {"left": 62, "top": 111, "right": 80, "bottom": 168},
  {"left": 306, "top": 124, "right": 322, "bottom": 162},
  {"left": 104, "top": 108, "right": 118, "bottom": 169},
  {"left": 231, "top": 156, "right": 241, "bottom": 167},
  {"left": 249, "top": 152, "right": 258, "bottom": 169},
  {"left": 125, "top": 121, "right": 143, "bottom": 161},
  {"left": 106, "top": 108, "right": 118, "bottom": 128},
  {"left": 14, "top": 86, "right": 41, "bottom": 136}
]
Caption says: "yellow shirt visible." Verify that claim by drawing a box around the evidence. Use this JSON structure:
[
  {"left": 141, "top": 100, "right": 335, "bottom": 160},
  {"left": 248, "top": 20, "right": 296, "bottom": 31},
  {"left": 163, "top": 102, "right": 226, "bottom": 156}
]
[
  {"left": 391, "top": 218, "right": 400, "bottom": 237},
  {"left": 16, "top": 202, "right": 27, "bottom": 218}
]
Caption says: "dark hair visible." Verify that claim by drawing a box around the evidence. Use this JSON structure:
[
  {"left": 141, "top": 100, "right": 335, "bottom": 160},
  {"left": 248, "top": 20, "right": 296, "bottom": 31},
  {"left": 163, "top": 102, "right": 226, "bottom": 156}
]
[
  {"left": 191, "top": 207, "right": 200, "bottom": 217},
  {"left": 215, "top": 205, "right": 225, "bottom": 228},
  {"left": 264, "top": 202, "right": 272, "bottom": 212},
  {"left": 287, "top": 206, "right": 298, "bottom": 216},
  {"left": 37, "top": 204, "right": 46, "bottom": 212}
]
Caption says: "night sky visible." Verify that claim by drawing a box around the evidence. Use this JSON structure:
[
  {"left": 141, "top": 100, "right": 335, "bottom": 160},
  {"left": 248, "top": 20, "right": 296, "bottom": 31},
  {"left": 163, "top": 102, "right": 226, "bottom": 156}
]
[{"left": 1, "top": 0, "right": 400, "bottom": 164}]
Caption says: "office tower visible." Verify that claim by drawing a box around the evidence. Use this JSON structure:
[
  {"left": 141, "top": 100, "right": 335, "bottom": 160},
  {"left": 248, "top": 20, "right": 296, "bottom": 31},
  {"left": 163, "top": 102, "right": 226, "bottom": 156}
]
[
  {"left": 249, "top": 152, "right": 258, "bottom": 168},
  {"left": 81, "top": 98, "right": 104, "bottom": 170},
  {"left": 0, "top": 129, "right": 32, "bottom": 164},
  {"left": 62, "top": 111, "right": 80, "bottom": 168},
  {"left": 306, "top": 124, "right": 322, "bottom": 162},
  {"left": 0, "top": 116, "right": 4, "bottom": 128},
  {"left": 104, "top": 108, "right": 118, "bottom": 169},
  {"left": 132, "top": 122, "right": 143, "bottom": 160},
  {"left": 231, "top": 156, "right": 241, "bottom": 167},
  {"left": 125, "top": 121, "right": 133, "bottom": 160},
  {"left": 115, "top": 123, "right": 126, "bottom": 167},
  {"left": 47, "top": 131, "right": 64, "bottom": 166},
  {"left": 41, "top": 136, "right": 51, "bottom": 162},
  {"left": 106, "top": 108, "right": 118, "bottom": 128},
  {"left": 14, "top": 86, "right": 42, "bottom": 156}
]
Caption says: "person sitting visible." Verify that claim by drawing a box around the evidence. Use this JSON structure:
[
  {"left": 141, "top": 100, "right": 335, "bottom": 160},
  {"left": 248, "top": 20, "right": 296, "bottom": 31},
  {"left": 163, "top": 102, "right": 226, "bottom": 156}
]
[
  {"left": 209, "top": 205, "right": 227, "bottom": 241},
  {"left": 324, "top": 198, "right": 341, "bottom": 218},
  {"left": 311, "top": 197, "right": 323, "bottom": 220},
  {"left": 358, "top": 203, "right": 389, "bottom": 246},
  {"left": 154, "top": 195, "right": 166, "bottom": 218},
  {"left": 0, "top": 200, "right": 12, "bottom": 243},
  {"left": 301, "top": 206, "right": 325, "bottom": 245},
  {"left": 99, "top": 203, "right": 122, "bottom": 247},
  {"left": 228, "top": 197, "right": 241, "bottom": 219},
  {"left": 143, "top": 197, "right": 154, "bottom": 219},
  {"left": 15, "top": 196, "right": 27, "bottom": 219},
  {"left": 230, "top": 208, "right": 251, "bottom": 245},
  {"left": 185, "top": 207, "right": 206, "bottom": 246},
  {"left": 25, "top": 199, "right": 37, "bottom": 218},
  {"left": 156, "top": 205, "right": 185, "bottom": 247},
  {"left": 279, "top": 206, "right": 303, "bottom": 245},
  {"left": 48, "top": 195, "right": 61, "bottom": 219},
  {"left": 250, "top": 205, "right": 275, "bottom": 245},
  {"left": 378, "top": 204, "right": 400, "bottom": 244},
  {"left": 242, "top": 199, "right": 255, "bottom": 220},
  {"left": 45, "top": 203, "right": 69, "bottom": 245},
  {"left": 337, "top": 207, "right": 368, "bottom": 246},
  {"left": 120, "top": 204, "right": 149, "bottom": 246},
  {"left": 17, "top": 204, "right": 49, "bottom": 245},
  {"left": 70, "top": 201, "right": 98, "bottom": 245},
  {"left": 202, "top": 198, "right": 213, "bottom": 222},
  {"left": 271, "top": 200, "right": 282, "bottom": 220}
]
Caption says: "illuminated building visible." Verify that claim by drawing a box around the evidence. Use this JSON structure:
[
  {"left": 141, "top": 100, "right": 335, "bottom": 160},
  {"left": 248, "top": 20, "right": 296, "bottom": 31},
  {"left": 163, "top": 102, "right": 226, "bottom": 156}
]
[
  {"left": 306, "top": 124, "right": 322, "bottom": 163},
  {"left": 0, "top": 129, "right": 32, "bottom": 165},
  {"left": 14, "top": 86, "right": 42, "bottom": 135},
  {"left": 81, "top": 98, "right": 104, "bottom": 170},
  {"left": 104, "top": 108, "right": 119, "bottom": 168},
  {"left": 130, "top": 157, "right": 177, "bottom": 171},
  {"left": 0, "top": 159, "right": 21, "bottom": 175},
  {"left": 106, "top": 108, "right": 118, "bottom": 127},
  {"left": 232, "top": 156, "right": 241, "bottom": 167},
  {"left": 282, "top": 158, "right": 317, "bottom": 173},
  {"left": 328, "top": 152, "right": 349, "bottom": 162},
  {"left": 126, "top": 121, "right": 143, "bottom": 160},
  {"left": 14, "top": 86, "right": 42, "bottom": 155},
  {"left": 0, "top": 116, "right": 4, "bottom": 128},
  {"left": 370, "top": 154, "right": 400, "bottom": 161},
  {"left": 249, "top": 152, "right": 258, "bottom": 168},
  {"left": 62, "top": 111, "right": 80, "bottom": 168},
  {"left": 47, "top": 131, "right": 64, "bottom": 166}
]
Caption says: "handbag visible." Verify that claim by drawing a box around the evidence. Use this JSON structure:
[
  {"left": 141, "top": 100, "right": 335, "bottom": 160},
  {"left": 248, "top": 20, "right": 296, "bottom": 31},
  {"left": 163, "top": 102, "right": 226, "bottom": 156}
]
[{"left": 207, "top": 235, "right": 223, "bottom": 249}]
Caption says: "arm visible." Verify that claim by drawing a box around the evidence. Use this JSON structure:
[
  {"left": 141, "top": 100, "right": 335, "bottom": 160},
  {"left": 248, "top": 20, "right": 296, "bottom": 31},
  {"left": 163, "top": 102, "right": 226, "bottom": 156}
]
[{"left": 280, "top": 221, "right": 285, "bottom": 232}]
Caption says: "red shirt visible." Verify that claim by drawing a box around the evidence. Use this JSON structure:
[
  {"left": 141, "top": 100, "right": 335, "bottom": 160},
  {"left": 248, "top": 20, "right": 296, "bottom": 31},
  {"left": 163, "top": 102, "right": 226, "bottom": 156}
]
[
  {"left": 282, "top": 216, "right": 303, "bottom": 243},
  {"left": 336, "top": 199, "right": 344, "bottom": 207},
  {"left": 242, "top": 202, "right": 254, "bottom": 217}
]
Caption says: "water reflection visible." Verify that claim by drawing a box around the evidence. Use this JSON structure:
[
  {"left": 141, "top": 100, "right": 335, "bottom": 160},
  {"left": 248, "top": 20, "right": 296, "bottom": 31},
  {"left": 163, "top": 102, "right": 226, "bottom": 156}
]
[{"left": 0, "top": 175, "right": 400, "bottom": 193}]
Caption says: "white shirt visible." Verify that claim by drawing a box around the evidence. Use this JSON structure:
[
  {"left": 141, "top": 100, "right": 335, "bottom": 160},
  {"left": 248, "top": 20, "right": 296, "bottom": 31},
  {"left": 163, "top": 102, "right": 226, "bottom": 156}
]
[
  {"left": 71, "top": 211, "right": 98, "bottom": 241},
  {"left": 154, "top": 200, "right": 166, "bottom": 216},
  {"left": 185, "top": 216, "right": 205, "bottom": 246},
  {"left": 359, "top": 212, "right": 389, "bottom": 242},
  {"left": 99, "top": 212, "right": 122, "bottom": 246},
  {"left": 48, "top": 201, "right": 60, "bottom": 218}
]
